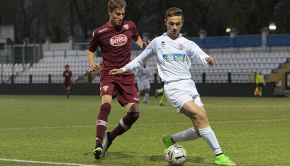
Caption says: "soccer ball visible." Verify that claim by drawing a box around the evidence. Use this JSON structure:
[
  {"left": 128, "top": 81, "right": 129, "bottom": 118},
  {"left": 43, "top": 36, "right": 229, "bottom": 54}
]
[{"left": 165, "top": 145, "right": 187, "bottom": 166}]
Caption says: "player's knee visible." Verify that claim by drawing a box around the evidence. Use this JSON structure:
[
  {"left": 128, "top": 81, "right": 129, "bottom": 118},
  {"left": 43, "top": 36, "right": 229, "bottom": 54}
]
[
  {"left": 195, "top": 111, "right": 207, "bottom": 121},
  {"left": 127, "top": 104, "right": 140, "bottom": 121}
]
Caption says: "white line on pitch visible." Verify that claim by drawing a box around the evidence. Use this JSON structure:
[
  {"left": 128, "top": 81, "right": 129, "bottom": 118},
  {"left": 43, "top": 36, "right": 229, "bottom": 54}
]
[
  {"left": 0, "top": 158, "right": 97, "bottom": 166},
  {"left": 0, "top": 119, "right": 289, "bottom": 131}
]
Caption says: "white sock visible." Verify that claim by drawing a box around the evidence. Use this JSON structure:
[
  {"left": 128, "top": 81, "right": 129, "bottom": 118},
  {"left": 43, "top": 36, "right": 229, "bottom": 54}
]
[
  {"left": 199, "top": 126, "right": 223, "bottom": 155},
  {"left": 144, "top": 93, "right": 149, "bottom": 102},
  {"left": 172, "top": 127, "right": 200, "bottom": 142}
]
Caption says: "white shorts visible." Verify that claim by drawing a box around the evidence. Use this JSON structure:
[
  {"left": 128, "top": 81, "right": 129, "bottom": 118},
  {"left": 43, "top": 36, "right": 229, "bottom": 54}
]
[
  {"left": 137, "top": 79, "right": 150, "bottom": 90},
  {"left": 164, "top": 79, "right": 203, "bottom": 112}
]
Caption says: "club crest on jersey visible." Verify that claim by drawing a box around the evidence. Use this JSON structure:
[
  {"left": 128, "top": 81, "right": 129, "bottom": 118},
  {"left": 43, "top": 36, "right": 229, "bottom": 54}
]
[
  {"left": 123, "top": 24, "right": 129, "bottom": 30},
  {"left": 110, "top": 34, "right": 128, "bottom": 46},
  {"left": 103, "top": 85, "right": 109, "bottom": 92},
  {"left": 179, "top": 44, "right": 183, "bottom": 50}
]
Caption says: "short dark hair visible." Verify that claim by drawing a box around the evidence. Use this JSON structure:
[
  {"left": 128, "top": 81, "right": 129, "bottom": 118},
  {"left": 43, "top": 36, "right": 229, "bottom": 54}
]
[
  {"left": 165, "top": 7, "right": 184, "bottom": 20},
  {"left": 65, "top": 64, "right": 69, "bottom": 68},
  {"left": 108, "top": 0, "right": 126, "bottom": 12}
]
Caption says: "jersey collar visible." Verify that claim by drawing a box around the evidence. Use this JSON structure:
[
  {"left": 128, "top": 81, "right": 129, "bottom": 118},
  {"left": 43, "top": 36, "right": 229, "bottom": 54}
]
[{"left": 163, "top": 32, "right": 183, "bottom": 39}]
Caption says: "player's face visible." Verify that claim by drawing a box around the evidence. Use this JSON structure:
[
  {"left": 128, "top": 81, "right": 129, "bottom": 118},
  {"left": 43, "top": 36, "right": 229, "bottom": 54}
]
[
  {"left": 65, "top": 66, "right": 69, "bottom": 71},
  {"left": 165, "top": 16, "right": 183, "bottom": 39},
  {"left": 109, "top": 8, "right": 125, "bottom": 27}
]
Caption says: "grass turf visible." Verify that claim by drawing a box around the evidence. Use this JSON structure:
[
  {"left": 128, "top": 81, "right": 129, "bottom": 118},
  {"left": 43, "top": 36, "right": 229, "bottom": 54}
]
[{"left": 0, "top": 95, "right": 289, "bottom": 166}]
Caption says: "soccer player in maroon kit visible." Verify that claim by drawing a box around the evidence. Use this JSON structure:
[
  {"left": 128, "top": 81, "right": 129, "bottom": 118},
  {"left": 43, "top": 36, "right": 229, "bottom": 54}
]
[
  {"left": 87, "top": 0, "right": 149, "bottom": 159},
  {"left": 62, "top": 64, "right": 74, "bottom": 99}
]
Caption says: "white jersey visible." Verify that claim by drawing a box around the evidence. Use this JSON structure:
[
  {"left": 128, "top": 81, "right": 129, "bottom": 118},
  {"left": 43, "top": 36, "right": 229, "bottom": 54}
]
[
  {"left": 135, "top": 66, "right": 152, "bottom": 81},
  {"left": 125, "top": 33, "right": 212, "bottom": 82}
]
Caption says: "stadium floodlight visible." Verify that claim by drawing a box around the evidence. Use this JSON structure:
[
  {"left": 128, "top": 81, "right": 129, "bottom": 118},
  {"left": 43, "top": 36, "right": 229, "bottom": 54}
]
[
  {"left": 269, "top": 23, "right": 276, "bottom": 31},
  {"left": 226, "top": 27, "right": 231, "bottom": 33}
]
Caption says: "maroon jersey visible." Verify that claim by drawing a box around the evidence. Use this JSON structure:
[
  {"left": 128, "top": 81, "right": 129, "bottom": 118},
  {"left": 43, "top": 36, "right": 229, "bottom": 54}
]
[
  {"left": 88, "top": 21, "right": 139, "bottom": 76},
  {"left": 63, "top": 70, "right": 72, "bottom": 83}
]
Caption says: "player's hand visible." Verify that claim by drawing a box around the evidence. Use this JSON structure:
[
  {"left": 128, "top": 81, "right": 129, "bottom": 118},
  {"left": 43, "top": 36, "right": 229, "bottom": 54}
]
[
  {"left": 142, "top": 40, "right": 150, "bottom": 49},
  {"left": 109, "top": 69, "right": 124, "bottom": 75},
  {"left": 205, "top": 57, "right": 216, "bottom": 65},
  {"left": 89, "top": 62, "right": 100, "bottom": 72}
]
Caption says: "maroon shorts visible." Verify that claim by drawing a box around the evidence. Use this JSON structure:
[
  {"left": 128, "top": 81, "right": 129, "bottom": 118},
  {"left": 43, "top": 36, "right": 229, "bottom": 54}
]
[
  {"left": 100, "top": 74, "right": 139, "bottom": 106},
  {"left": 64, "top": 81, "right": 71, "bottom": 89}
]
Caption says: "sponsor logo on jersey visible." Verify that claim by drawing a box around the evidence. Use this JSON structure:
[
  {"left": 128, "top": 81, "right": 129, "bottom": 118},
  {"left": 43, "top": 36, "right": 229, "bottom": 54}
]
[
  {"left": 103, "top": 85, "right": 109, "bottom": 92},
  {"left": 163, "top": 53, "right": 186, "bottom": 62},
  {"left": 133, "top": 97, "right": 139, "bottom": 101},
  {"left": 98, "top": 28, "right": 108, "bottom": 33},
  {"left": 123, "top": 24, "right": 129, "bottom": 30},
  {"left": 179, "top": 44, "right": 183, "bottom": 50},
  {"left": 110, "top": 34, "right": 128, "bottom": 46}
]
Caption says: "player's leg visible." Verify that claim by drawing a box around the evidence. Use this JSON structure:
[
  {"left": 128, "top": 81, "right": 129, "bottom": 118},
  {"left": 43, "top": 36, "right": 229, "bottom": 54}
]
[
  {"left": 93, "top": 77, "right": 115, "bottom": 159},
  {"left": 111, "top": 103, "right": 139, "bottom": 139},
  {"left": 143, "top": 88, "right": 150, "bottom": 103},
  {"left": 259, "top": 85, "right": 263, "bottom": 97},
  {"left": 159, "top": 94, "right": 166, "bottom": 106},
  {"left": 138, "top": 90, "right": 143, "bottom": 97},
  {"left": 66, "top": 86, "right": 71, "bottom": 99},
  {"left": 93, "top": 95, "right": 112, "bottom": 159},
  {"left": 137, "top": 79, "right": 144, "bottom": 97},
  {"left": 102, "top": 103, "right": 139, "bottom": 157},
  {"left": 181, "top": 101, "right": 235, "bottom": 165},
  {"left": 102, "top": 75, "right": 140, "bottom": 157},
  {"left": 143, "top": 80, "right": 150, "bottom": 103}
]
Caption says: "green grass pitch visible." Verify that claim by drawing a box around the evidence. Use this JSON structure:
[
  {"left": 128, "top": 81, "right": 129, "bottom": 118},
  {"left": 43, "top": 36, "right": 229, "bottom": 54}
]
[{"left": 0, "top": 95, "right": 289, "bottom": 166}]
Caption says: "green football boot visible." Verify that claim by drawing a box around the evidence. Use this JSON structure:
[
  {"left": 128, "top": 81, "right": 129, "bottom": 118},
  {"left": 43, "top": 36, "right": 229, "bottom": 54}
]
[
  {"left": 215, "top": 154, "right": 236, "bottom": 165},
  {"left": 155, "top": 89, "right": 159, "bottom": 98},
  {"left": 161, "top": 135, "right": 174, "bottom": 154},
  {"left": 93, "top": 146, "right": 103, "bottom": 160}
]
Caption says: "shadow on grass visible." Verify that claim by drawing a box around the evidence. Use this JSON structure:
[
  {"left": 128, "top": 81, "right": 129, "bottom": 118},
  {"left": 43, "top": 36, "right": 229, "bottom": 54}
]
[
  {"left": 83, "top": 151, "right": 135, "bottom": 158},
  {"left": 148, "top": 155, "right": 214, "bottom": 165}
]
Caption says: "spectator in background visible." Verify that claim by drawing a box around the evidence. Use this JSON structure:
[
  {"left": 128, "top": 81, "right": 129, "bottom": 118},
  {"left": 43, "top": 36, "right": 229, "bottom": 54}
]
[
  {"left": 255, "top": 71, "right": 266, "bottom": 97},
  {"left": 62, "top": 64, "right": 74, "bottom": 99}
]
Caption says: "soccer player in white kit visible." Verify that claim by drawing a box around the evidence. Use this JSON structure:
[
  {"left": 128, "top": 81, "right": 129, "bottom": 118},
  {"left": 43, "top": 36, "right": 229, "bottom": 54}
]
[
  {"left": 110, "top": 7, "right": 236, "bottom": 166},
  {"left": 135, "top": 62, "right": 152, "bottom": 103}
]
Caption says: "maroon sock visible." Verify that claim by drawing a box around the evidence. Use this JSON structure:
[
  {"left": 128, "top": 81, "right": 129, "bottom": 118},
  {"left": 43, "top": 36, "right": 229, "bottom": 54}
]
[
  {"left": 96, "top": 103, "right": 111, "bottom": 145},
  {"left": 111, "top": 104, "right": 139, "bottom": 140}
]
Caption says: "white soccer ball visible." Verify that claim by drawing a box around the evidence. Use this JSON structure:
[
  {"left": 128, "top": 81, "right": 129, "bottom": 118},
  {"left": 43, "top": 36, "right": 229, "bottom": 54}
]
[{"left": 165, "top": 145, "right": 187, "bottom": 166}]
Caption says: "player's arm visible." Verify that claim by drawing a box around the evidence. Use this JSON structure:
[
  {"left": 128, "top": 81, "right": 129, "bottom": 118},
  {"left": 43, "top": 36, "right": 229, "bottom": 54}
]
[
  {"left": 62, "top": 76, "right": 65, "bottom": 83},
  {"left": 132, "top": 36, "right": 150, "bottom": 49},
  {"left": 205, "top": 57, "right": 216, "bottom": 65},
  {"left": 87, "top": 51, "right": 100, "bottom": 72},
  {"left": 189, "top": 42, "right": 215, "bottom": 67},
  {"left": 110, "top": 41, "right": 155, "bottom": 75}
]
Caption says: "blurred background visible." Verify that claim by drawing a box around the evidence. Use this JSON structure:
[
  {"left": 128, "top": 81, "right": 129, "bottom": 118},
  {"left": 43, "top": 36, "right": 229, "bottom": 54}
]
[
  {"left": 1, "top": 0, "right": 290, "bottom": 42},
  {"left": 0, "top": 0, "right": 290, "bottom": 96}
]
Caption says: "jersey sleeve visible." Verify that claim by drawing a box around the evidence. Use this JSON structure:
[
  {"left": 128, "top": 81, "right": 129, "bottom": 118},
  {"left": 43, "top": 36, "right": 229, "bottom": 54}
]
[
  {"left": 70, "top": 71, "right": 73, "bottom": 77},
  {"left": 188, "top": 41, "right": 211, "bottom": 67},
  {"left": 131, "top": 22, "right": 139, "bottom": 40},
  {"left": 125, "top": 39, "right": 156, "bottom": 71},
  {"left": 63, "top": 71, "right": 65, "bottom": 76},
  {"left": 88, "top": 29, "right": 99, "bottom": 52}
]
